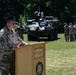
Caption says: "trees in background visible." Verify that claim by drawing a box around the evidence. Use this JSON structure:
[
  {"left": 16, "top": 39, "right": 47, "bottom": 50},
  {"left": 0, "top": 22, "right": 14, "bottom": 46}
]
[{"left": 0, "top": 0, "right": 76, "bottom": 32}]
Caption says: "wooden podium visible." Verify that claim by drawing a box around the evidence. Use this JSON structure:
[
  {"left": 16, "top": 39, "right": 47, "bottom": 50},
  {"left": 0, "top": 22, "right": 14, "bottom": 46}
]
[{"left": 15, "top": 42, "right": 46, "bottom": 75}]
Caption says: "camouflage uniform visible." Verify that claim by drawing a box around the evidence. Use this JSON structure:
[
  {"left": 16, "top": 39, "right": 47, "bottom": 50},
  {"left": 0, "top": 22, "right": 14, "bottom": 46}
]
[
  {"left": 0, "top": 26, "right": 27, "bottom": 75},
  {"left": 69, "top": 25, "right": 75, "bottom": 41},
  {"left": 64, "top": 24, "right": 69, "bottom": 42},
  {"left": 74, "top": 24, "right": 76, "bottom": 41}
]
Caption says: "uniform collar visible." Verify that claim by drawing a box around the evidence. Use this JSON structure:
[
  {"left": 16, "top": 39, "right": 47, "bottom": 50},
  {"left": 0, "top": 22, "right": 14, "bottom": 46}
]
[{"left": 4, "top": 26, "right": 14, "bottom": 33}]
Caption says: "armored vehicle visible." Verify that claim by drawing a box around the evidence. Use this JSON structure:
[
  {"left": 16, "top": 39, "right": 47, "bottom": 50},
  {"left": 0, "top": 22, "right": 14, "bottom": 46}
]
[{"left": 26, "top": 16, "right": 59, "bottom": 41}]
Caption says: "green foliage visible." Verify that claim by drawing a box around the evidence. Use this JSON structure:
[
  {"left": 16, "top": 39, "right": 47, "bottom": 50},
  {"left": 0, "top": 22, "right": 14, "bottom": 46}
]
[{"left": 0, "top": 0, "right": 76, "bottom": 32}]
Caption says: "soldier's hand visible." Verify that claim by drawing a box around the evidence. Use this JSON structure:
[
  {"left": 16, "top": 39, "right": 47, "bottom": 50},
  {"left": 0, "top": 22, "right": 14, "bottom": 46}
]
[{"left": 14, "top": 41, "right": 21, "bottom": 47}]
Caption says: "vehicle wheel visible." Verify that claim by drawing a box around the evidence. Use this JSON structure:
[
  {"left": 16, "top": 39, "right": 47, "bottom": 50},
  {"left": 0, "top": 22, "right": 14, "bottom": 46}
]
[{"left": 48, "top": 32, "right": 51, "bottom": 41}]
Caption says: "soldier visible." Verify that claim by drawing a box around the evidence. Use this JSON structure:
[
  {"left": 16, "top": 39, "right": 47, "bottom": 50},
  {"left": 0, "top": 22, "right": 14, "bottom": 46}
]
[
  {"left": 17, "top": 22, "right": 25, "bottom": 40},
  {"left": 64, "top": 23, "right": 69, "bottom": 42},
  {"left": 69, "top": 22, "right": 75, "bottom": 42},
  {"left": 0, "top": 16, "right": 28, "bottom": 75},
  {"left": 73, "top": 23, "right": 76, "bottom": 41}
]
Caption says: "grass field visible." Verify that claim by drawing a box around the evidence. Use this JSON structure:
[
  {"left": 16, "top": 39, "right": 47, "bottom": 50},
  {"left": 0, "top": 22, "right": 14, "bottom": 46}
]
[{"left": 25, "top": 34, "right": 76, "bottom": 75}]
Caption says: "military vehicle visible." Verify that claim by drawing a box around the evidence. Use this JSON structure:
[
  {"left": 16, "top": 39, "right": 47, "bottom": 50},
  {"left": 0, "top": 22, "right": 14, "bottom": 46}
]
[
  {"left": 26, "top": 15, "right": 59, "bottom": 41},
  {"left": 26, "top": 11, "right": 59, "bottom": 41}
]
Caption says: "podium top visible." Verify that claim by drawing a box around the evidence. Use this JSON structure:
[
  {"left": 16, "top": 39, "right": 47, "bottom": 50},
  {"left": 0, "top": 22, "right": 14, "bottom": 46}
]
[
  {"left": 16, "top": 42, "right": 46, "bottom": 50},
  {"left": 29, "top": 42, "right": 46, "bottom": 45}
]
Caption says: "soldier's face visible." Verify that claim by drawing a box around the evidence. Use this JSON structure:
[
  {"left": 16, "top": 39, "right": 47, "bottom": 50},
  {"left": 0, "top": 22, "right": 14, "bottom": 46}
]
[{"left": 6, "top": 21, "right": 16, "bottom": 30}]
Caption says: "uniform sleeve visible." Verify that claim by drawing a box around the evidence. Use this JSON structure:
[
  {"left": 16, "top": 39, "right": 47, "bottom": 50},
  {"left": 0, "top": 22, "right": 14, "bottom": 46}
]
[
  {"left": 15, "top": 31, "right": 28, "bottom": 46},
  {"left": 18, "top": 36, "right": 28, "bottom": 46},
  {"left": 0, "top": 31, "right": 3, "bottom": 46},
  {"left": 14, "top": 30, "right": 28, "bottom": 46},
  {"left": 0, "top": 31, "right": 4, "bottom": 52},
  {"left": 0, "top": 32, "right": 7, "bottom": 48}
]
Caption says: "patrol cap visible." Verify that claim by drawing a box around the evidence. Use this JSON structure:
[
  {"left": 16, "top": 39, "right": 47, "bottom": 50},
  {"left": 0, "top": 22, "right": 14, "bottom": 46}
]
[{"left": 5, "top": 16, "right": 18, "bottom": 23}]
